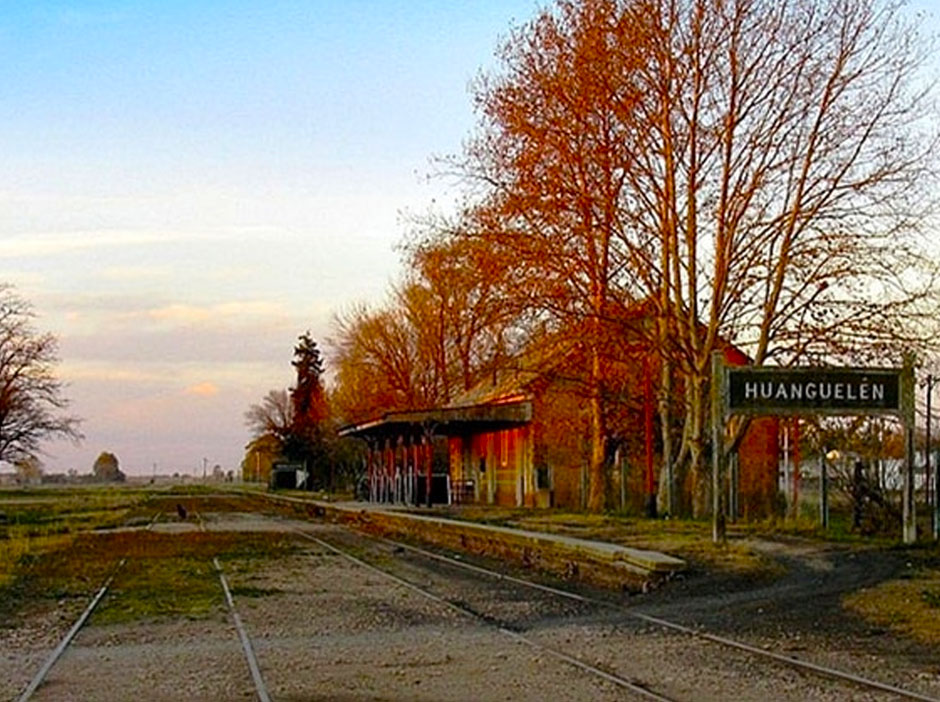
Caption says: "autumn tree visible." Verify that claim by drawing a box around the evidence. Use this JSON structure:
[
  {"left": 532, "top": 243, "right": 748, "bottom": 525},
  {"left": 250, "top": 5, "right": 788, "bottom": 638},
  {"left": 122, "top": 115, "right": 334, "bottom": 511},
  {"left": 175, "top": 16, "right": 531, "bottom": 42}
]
[
  {"left": 448, "top": 0, "right": 646, "bottom": 510},
  {"left": 329, "top": 302, "right": 426, "bottom": 423},
  {"left": 92, "top": 451, "right": 125, "bottom": 482},
  {"left": 329, "top": 225, "right": 522, "bottom": 425},
  {"left": 0, "top": 285, "right": 82, "bottom": 465},
  {"left": 401, "top": 217, "right": 522, "bottom": 395},
  {"left": 431, "top": 0, "right": 939, "bottom": 518}
]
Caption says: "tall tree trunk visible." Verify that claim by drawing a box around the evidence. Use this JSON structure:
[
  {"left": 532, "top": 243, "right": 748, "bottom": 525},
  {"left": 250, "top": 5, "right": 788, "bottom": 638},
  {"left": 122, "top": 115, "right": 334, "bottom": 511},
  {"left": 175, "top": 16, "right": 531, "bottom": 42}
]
[
  {"left": 587, "top": 342, "right": 607, "bottom": 511},
  {"left": 687, "top": 370, "right": 708, "bottom": 517}
]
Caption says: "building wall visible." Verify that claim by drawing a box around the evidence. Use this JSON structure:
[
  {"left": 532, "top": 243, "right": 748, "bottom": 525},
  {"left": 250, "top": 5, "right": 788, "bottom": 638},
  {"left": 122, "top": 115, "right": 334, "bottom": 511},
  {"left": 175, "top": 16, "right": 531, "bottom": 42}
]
[
  {"left": 447, "top": 426, "right": 532, "bottom": 507},
  {"left": 446, "top": 371, "right": 780, "bottom": 517},
  {"left": 738, "top": 416, "right": 781, "bottom": 519}
]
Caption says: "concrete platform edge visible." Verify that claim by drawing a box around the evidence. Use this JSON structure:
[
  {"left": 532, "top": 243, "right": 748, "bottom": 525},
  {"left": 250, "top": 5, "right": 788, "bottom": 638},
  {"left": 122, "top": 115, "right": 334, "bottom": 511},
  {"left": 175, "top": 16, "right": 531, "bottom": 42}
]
[{"left": 250, "top": 492, "right": 686, "bottom": 590}]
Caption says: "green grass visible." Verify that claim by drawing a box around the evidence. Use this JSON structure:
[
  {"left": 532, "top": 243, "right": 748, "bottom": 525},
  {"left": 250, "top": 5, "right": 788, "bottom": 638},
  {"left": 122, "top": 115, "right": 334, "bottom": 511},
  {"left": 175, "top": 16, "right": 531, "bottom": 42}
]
[{"left": 0, "top": 487, "right": 294, "bottom": 626}]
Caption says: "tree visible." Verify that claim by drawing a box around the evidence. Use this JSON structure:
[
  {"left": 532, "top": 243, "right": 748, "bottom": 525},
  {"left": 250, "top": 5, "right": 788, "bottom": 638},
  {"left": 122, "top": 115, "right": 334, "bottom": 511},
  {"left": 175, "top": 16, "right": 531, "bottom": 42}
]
[
  {"left": 624, "top": 0, "right": 940, "bottom": 515},
  {"left": 401, "top": 218, "right": 522, "bottom": 396},
  {"left": 92, "top": 451, "right": 125, "bottom": 482},
  {"left": 244, "top": 389, "right": 293, "bottom": 443},
  {"left": 0, "top": 285, "right": 82, "bottom": 465},
  {"left": 329, "top": 300, "right": 444, "bottom": 423},
  {"left": 287, "top": 333, "right": 330, "bottom": 483},
  {"left": 290, "top": 332, "right": 328, "bottom": 431},
  {"left": 450, "top": 0, "right": 645, "bottom": 509},
  {"left": 241, "top": 433, "right": 281, "bottom": 483},
  {"left": 437, "top": 0, "right": 938, "bottom": 516},
  {"left": 14, "top": 456, "right": 42, "bottom": 485},
  {"left": 246, "top": 333, "right": 332, "bottom": 488}
]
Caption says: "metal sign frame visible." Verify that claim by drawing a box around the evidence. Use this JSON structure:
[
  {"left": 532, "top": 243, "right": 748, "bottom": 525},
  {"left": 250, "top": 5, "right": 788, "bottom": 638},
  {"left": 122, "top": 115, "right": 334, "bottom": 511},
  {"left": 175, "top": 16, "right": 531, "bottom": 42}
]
[{"left": 711, "top": 353, "right": 915, "bottom": 544}]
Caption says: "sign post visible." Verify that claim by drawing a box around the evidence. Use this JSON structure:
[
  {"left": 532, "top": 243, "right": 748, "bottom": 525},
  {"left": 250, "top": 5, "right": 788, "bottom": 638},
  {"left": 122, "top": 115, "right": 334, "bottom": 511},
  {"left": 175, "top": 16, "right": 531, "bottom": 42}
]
[
  {"left": 712, "top": 353, "right": 914, "bottom": 544},
  {"left": 711, "top": 353, "right": 725, "bottom": 543}
]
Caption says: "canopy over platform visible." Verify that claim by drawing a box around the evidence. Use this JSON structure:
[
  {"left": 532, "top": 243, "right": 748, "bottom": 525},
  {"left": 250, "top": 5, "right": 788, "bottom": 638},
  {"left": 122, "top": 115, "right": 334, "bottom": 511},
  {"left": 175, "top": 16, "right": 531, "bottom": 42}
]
[{"left": 338, "top": 398, "right": 532, "bottom": 441}]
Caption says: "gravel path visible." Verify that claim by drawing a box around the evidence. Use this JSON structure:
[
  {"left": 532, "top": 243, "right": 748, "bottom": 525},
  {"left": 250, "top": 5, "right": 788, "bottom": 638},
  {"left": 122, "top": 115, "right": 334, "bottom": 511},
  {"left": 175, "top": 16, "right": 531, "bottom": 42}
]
[{"left": 5, "top": 511, "right": 939, "bottom": 701}]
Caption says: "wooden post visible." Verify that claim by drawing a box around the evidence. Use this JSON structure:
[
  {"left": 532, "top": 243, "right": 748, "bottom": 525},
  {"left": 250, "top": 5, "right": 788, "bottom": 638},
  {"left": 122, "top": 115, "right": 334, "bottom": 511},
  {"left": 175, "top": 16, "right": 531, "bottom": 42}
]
[
  {"left": 711, "top": 352, "right": 726, "bottom": 543},
  {"left": 792, "top": 418, "right": 801, "bottom": 519},
  {"left": 728, "top": 453, "right": 739, "bottom": 523},
  {"left": 902, "top": 353, "right": 916, "bottom": 544},
  {"left": 424, "top": 426, "right": 434, "bottom": 508},
  {"left": 819, "top": 449, "right": 829, "bottom": 531}
]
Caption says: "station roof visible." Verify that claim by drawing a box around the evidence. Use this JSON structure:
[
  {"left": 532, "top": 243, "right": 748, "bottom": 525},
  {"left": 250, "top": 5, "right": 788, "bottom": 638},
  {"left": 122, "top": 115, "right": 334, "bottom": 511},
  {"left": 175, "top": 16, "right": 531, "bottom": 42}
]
[{"left": 338, "top": 396, "right": 532, "bottom": 440}]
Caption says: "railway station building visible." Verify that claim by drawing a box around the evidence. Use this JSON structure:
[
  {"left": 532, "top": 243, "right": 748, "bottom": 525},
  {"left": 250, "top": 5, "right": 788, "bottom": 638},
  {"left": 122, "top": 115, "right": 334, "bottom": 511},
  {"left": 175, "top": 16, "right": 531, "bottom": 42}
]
[{"left": 340, "top": 308, "right": 779, "bottom": 517}]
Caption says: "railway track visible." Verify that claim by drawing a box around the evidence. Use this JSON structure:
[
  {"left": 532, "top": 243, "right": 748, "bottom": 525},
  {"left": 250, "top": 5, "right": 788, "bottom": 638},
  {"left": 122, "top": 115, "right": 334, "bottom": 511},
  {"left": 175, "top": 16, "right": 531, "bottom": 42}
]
[
  {"left": 13, "top": 509, "right": 938, "bottom": 701},
  {"left": 293, "top": 527, "right": 672, "bottom": 701},
  {"left": 15, "top": 510, "right": 272, "bottom": 702},
  {"left": 293, "top": 525, "right": 939, "bottom": 702}
]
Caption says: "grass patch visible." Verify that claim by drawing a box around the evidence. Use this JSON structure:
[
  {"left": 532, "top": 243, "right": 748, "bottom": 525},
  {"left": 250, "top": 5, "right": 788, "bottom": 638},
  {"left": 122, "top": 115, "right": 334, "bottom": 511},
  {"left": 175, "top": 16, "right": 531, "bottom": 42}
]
[
  {"left": 3, "top": 529, "right": 300, "bottom": 625},
  {"left": 230, "top": 584, "right": 284, "bottom": 598},
  {"left": 843, "top": 566, "right": 940, "bottom": 645},
  {"left": 0, "top": 487, "right": 298, "bottom": 626}
]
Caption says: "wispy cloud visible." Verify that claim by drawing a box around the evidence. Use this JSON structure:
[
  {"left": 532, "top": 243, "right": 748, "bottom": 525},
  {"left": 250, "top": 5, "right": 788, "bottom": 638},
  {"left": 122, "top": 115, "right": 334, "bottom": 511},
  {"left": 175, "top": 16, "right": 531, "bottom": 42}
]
[
  {"left": 185, "top": 381, "right": 220, "bottom": 397},
  {"left": 0, "top": 231, "right": 176, "bottom": 259},
  {"left": 146, "top": 300, "right": 290, "bottom": 327},
  {"left": 99, "top": 265, "right": 172, "bottom": 282}
]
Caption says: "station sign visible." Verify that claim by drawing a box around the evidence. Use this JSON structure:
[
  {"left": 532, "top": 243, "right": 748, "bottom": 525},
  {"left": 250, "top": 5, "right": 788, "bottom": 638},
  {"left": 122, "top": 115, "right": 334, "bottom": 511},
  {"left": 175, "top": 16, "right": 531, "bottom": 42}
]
[{"left": 726, "top": 367, "right": 901, "bottom": 415}]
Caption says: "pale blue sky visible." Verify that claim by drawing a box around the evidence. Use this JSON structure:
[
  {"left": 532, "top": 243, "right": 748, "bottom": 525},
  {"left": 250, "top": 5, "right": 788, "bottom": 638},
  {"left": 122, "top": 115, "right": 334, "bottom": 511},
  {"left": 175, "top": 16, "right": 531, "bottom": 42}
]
[
  {"left": 0, "top": 1, "right": 540, "bottom": 475},
  {"left": 2, "top": 1, "right": 938, "bottom": 476}
]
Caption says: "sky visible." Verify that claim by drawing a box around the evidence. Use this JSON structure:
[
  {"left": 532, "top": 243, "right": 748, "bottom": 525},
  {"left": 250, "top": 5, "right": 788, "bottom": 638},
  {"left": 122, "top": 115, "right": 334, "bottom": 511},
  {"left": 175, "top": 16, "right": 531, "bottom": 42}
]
[
  {"left": 0, "top": 0, "right": 541, "bottom": 476},
  {"left": 2, "top": 1, "right": 939, "bottom": 477}
]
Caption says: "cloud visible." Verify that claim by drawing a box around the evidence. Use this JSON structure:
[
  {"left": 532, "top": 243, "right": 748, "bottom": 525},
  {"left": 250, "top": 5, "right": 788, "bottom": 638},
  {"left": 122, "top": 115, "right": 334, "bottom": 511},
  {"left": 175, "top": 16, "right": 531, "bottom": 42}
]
[
  {"left": 0, "top": 231, "right": 172, "bottom": 259},
  {"left": 99, "top": 265, "right": 172, "bottom": 282},
  {"left": 185, "top": 381, "right": 220, "bottom": 397},
  {"left": 148, "top": 304, "right": 213, "bottom": 325}
]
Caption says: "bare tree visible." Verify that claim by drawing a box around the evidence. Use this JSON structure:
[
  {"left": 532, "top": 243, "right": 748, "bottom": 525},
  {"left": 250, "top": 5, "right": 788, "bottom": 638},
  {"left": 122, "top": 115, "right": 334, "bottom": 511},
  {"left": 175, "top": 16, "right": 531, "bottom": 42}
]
[
  {"left": 625, "top": 0, "right": 940, "bottom": 515},
  {"left": 244, "top": 389, "right": 293, "bottom": 442},
  {"left": 0, "top": 285, "right": 82, "bottom": 464}
]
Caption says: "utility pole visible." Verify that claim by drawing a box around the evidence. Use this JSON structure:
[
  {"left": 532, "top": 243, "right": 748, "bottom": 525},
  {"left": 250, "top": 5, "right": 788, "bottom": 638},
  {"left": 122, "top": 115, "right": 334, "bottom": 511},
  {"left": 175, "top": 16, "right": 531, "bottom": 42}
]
[
  {"left": 902, "top": 354, "right": 917, "bottom": 544},
  {"left": 203, "top": 457, "right": 207, "bottom": 481}
]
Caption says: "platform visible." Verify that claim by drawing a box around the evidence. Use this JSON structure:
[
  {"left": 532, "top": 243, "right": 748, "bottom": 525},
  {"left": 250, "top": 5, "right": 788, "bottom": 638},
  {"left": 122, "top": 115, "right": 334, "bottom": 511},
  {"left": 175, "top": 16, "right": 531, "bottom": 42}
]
[{"left": 254, "top": 493, "right": 686, "bottom": 589}]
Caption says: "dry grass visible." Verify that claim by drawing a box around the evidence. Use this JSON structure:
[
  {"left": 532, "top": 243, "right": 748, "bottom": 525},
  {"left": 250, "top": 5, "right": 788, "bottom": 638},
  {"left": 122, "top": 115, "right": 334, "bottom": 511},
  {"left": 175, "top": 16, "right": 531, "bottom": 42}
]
[
  {"left": 843, "top": 566, "right": 940, "bottom": 645},
  {"left": 0, "top": 486, "right": 294, "bottom": 626}
]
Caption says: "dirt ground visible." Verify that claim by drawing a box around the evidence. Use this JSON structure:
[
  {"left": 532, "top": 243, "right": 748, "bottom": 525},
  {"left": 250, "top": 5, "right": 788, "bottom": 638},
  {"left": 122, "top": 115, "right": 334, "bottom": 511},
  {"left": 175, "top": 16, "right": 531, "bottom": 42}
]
[{"left": 3, "top": 508, "right": 940, "bottom": 701}]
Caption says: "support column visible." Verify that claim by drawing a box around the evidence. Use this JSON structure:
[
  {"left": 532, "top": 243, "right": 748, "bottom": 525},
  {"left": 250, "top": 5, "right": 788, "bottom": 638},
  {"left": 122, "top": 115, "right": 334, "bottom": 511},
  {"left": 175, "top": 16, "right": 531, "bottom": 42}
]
[
  {"left": 819, "top": 449, "right": 829, "bottom": 530},
  {"left": 902, "top": 354, "right": 917, "bottom": 544},
  {"left": 367, "top": 442, "right": 375, "bottom": 502}
]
